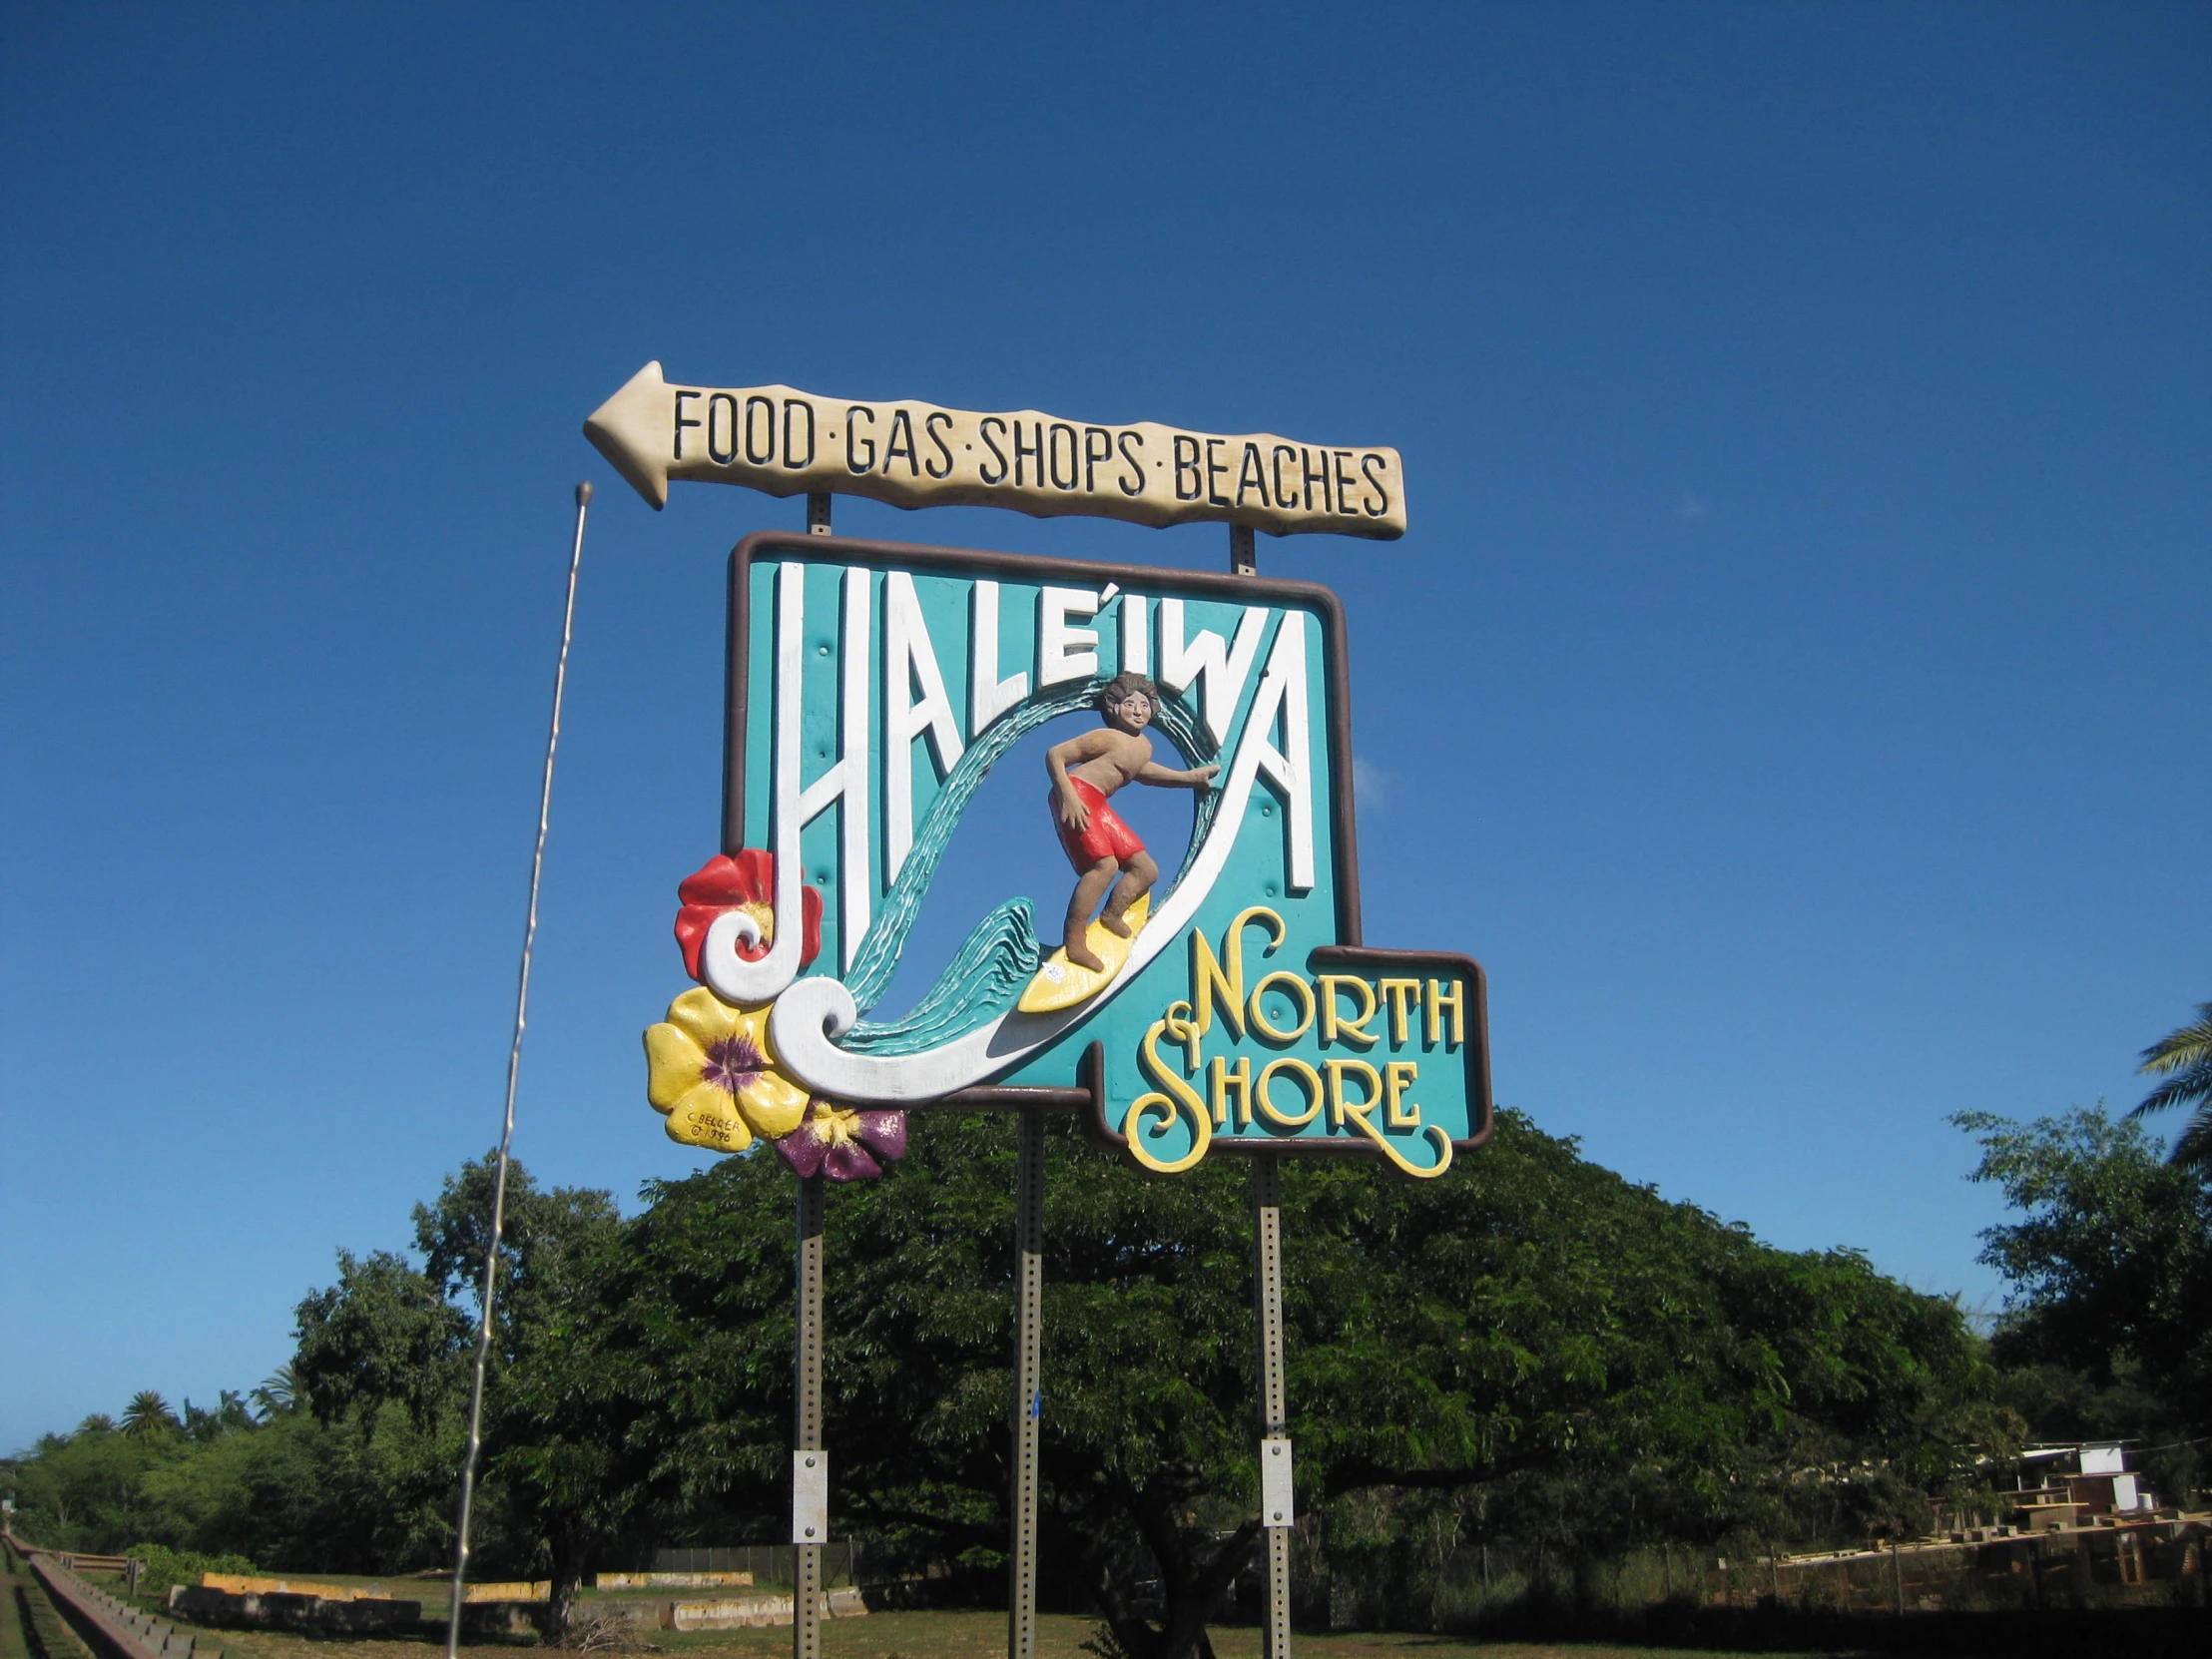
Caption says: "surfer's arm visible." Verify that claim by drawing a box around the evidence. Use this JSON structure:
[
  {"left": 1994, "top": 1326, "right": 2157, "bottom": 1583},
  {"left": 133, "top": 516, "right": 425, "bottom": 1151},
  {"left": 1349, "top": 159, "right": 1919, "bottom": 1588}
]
[
  {"left": 1138, "top": 761, "right": 1220, "bottom": 790},
  {"left": 1047, "top": 734, "right": 1112, "bottom": 829}
]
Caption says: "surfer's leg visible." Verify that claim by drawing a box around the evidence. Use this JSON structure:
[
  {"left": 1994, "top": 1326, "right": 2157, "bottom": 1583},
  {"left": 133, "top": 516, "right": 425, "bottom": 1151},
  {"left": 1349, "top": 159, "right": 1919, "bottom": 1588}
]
[
  {"left": 1064, "top": 856, "right": 1119, "bottom": 970},
  {"left": 1100, "top": 850, "right": 1158, "bottom": 938}
]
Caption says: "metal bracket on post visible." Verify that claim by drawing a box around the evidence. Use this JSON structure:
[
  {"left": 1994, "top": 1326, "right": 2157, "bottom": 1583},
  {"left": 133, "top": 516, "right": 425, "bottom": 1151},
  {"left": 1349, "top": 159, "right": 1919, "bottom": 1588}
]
[
  {"left": 808, "top": 493, "right": 833, "bottom": 535},
  {"left": 793, "top": 1450, "right": 829, "bottom": 1543},
  {"left": 1261, "top": 1437, "right": 1295, "bottom": 1526},
  {"left": 1008, "top": 1109, "right": 1046, "bottom": 1659},
  {"left": 793, "top": 1177, "right": 826, "bottom": 1659},
  {"left": 1251, "top": 1154, "right": 1292, "bottom": 1659},
  {"left": 1230, "top": 522, "right": 1257, "bottom": 574}
]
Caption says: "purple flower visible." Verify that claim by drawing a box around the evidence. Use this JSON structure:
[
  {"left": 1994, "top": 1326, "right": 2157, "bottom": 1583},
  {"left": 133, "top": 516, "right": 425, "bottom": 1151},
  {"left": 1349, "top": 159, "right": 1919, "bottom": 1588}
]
[
  {"left": 699, "top": 1034, "right": 768, "bottom": 1094},
  {"left": 775, "top": 1101, "right": 908, "bottom": 1181}
]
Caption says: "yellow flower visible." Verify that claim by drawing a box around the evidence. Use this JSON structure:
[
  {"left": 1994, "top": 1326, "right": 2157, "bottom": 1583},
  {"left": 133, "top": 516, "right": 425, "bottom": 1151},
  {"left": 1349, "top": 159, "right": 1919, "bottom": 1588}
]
[{"left": 643, "top": 987, "right": 810, "bottom": 1153}]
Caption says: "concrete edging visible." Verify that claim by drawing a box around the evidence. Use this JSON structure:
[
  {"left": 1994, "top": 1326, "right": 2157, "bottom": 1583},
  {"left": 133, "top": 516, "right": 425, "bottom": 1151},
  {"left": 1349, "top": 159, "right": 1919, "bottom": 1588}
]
[{"left": 25, "top": 1554, "right": 225, "bottom": 1659}]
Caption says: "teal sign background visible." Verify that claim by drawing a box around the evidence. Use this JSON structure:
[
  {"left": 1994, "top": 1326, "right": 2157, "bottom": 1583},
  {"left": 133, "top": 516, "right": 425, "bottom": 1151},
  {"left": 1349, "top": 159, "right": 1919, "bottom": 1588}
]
[{"left": 726, "top": 532, "right": 1488, "bottom": 1175}]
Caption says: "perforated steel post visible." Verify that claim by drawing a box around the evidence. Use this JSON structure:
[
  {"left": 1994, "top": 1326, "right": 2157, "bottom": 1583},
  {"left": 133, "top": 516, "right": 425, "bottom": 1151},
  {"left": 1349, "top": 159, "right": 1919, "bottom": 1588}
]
[
  {"left": 1252, "top": 1153, "right": 1292, "bottom": 1659},
  {"left": 1234, "top": 523, "right": 1293, "bottom": 1653},
  {"left": 793, "top": 1177, "right": 826, "bottom": 1659},
  {"left": 1008, "top": 1108, "right": 1046, "bottom": 1659}
]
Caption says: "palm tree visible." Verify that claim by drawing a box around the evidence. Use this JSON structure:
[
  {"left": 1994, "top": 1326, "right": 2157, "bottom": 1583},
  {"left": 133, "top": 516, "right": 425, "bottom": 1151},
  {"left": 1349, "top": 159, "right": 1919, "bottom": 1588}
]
[
  {"left": 2130, "top": 1000, "right": 2212, "bottom": 1174},
  {"left": 250, "top": 1363, "right": 300, "bottom": 1419},
  {"left": 120, "top": 1389, "right": 177, "bottom": 1438}
]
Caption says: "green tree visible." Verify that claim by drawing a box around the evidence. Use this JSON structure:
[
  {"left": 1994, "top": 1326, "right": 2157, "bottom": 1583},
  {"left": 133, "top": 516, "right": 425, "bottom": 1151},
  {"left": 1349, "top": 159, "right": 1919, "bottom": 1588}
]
[
  {"left": 6, "top": 1115, "right": 1999, "bottom": 1651},
  {"left": 289, "top": 1153, "right": 624, "bottom": 1629},
  {"left": 2132, "top": 1000, "right": 2212, "bottom": 1173},
  {"left": 250, "top": 1365, "right": 301, "bottom": 1421},
  {"left": 1953, "top": 1105, "right": 2211, "bottom": 1436},
  {"left": 417, "top": 1156, "right": 624, "bottom": 1638},
  {"left": 8, "top": 1411, "right": 176, "bottom": 1547},
  {"left": 540, "top": 1111, "right": 1263, "bottom": 1659},
  {"left": 121, "top": 1392, "right": 178, "bottom": 1440},
  {"left": 546, "top": 1109, "right": 1993, "bottom": 1658}
]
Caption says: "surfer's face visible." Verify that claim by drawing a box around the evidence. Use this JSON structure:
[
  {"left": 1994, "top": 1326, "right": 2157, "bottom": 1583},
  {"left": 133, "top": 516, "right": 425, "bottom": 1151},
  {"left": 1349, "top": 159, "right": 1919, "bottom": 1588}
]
[{"left": 1109, "top": 691, "right": 1154, "bottom": 731}]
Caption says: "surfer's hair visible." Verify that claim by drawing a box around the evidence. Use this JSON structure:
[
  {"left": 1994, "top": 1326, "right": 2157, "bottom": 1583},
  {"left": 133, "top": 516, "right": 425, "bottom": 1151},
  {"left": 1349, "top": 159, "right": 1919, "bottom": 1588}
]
[{"left": 1097, "top": 671, "right": 1160, "bottom": 716}]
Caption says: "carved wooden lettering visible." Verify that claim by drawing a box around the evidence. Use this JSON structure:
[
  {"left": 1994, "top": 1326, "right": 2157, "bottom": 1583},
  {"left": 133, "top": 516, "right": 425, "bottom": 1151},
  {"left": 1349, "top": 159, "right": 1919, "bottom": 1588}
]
[{"left": 585, "top": 362, "right": 1406, "bottom": 539}]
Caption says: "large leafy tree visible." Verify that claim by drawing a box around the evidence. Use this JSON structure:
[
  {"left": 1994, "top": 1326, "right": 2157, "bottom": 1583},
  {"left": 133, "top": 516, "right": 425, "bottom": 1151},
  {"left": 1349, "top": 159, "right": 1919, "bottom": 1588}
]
[
  {"left": 289, "top": 1154, "right": 624, "bottom": 1631},
  {"left": 543, "top": 1109, "right": 1993, "bottom": 1659},
  {"left": 9, "top": 1120, "right": 1996, "bottom": 1653},
  {"left": 6, "top": 1417, "right": 172, "bottom": 1547},
  {"left": 424, "top": 1158, "right": 625, "bottom": 1637},
  {"left": 1953, "top": 1105, "right": 2211, "bottom": 1439},
  {"left": 2, "top": 1394, "right": 358, "bottom": 1564},
  {"left": 2132, "top": 1000, "right": 2212, "bottom": 1173}
]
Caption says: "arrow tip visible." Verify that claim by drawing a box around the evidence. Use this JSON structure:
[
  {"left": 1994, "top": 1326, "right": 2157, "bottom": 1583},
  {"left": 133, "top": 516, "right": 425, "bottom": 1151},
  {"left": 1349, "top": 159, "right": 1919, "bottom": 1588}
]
[{"left": 583, "top": 361, "right": 672, "bottom": 510}]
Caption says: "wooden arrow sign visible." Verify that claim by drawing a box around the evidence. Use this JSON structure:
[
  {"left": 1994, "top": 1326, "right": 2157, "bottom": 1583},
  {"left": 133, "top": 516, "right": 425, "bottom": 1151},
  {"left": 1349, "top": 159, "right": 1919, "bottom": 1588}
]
[{"left": 584, "top": 362, "right": 1406, "bottom": 539}]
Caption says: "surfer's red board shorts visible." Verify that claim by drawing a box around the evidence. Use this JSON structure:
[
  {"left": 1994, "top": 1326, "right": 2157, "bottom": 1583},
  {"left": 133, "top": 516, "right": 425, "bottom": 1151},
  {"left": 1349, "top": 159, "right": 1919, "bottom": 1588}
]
[{"left": 1052, "top": 778, "right": 1147, "bottom": 871}]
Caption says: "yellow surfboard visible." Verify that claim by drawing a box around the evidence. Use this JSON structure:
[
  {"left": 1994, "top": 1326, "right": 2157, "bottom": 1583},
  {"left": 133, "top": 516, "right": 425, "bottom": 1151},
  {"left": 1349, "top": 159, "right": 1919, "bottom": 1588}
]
[{"left": 1017, "top": 896, "right": 1150, "bottom": 1014}]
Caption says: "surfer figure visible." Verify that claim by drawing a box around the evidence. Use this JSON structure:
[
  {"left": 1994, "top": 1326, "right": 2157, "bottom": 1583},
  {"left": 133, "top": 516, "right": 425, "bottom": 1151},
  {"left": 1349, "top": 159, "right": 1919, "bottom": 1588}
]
[{"left": 1045, "top": 671, "right": 1219, "bottom": 971}]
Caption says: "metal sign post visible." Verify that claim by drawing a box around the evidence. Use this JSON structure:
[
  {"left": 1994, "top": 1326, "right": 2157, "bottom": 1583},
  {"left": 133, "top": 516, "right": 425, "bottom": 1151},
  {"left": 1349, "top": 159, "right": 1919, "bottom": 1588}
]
[
  {"left": 1008, "top": 1110, "right": 1046, "bottom": 1659},
  {"left": 791, "top": 488, "right": 831, "bottom": 1659},
  {"left": 793, "top": 1175, "right": 826, "bottom": 1659},
  {"left": 1234, "top": 526, "right": 1292, "bottom": 1656},
  {"left": 1252, "top": 1155, "right": 1293, "bottom": 1659}
]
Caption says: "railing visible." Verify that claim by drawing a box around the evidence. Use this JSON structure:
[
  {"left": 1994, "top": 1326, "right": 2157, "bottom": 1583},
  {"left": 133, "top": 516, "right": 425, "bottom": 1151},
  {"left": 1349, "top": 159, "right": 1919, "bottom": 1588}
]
[
  {"left": 646, "top": 1544, "right": 861, "bottom": 1587},
  {"left": 5, "top": 1536, "right": 223, "bottom": 1659}
]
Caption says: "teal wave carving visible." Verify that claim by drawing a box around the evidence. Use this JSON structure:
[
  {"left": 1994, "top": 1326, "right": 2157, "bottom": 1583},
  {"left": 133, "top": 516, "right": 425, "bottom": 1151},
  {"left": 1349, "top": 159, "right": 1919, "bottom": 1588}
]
[
  {"left": 842, "top": 898, "right": 1041, "bottom": 1055},
  {"left": 834, "top": 672, "right": 1223, "bottom": 1052}
]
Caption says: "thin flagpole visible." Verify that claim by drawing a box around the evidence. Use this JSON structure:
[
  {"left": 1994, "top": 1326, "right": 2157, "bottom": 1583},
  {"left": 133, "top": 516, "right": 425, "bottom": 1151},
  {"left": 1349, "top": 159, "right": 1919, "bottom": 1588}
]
[{"left": 446, "top": 481, "right": 593, "bottom": 1659}]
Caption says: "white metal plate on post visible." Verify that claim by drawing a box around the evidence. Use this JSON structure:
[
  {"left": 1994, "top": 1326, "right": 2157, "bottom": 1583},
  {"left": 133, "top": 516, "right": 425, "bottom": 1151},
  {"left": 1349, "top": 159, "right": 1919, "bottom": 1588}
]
[
  {"left": 792, "top": 1449, "right": 829, "bottom": 1543},
  {"left": 1261, "top": 1437, "right": 1294, "bottom": 1528}
]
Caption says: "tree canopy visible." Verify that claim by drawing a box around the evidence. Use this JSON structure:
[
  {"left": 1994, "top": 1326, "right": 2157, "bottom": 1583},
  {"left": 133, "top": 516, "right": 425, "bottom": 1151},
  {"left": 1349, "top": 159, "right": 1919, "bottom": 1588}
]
[
  {"left": 6, "top": 1110, "right": 2026, "bottom": 1658},
  {"left": 1953, "top": 1102, "right": 2210, "bottom": 1482}
]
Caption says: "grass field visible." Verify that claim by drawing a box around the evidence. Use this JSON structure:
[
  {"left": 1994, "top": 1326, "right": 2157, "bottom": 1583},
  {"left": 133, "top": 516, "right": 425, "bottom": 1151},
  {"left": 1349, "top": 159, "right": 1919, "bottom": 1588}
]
[
  {"left": 149, "top": 1607, "right": 1921, "bottom": 1659},
  {"left": 0, "top": 1552, "right": 32, "bottom": 1659}
]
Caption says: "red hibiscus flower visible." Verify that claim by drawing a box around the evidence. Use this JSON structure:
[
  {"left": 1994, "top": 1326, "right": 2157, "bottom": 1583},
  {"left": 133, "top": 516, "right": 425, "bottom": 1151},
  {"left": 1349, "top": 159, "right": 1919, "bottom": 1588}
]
[{"left": 673, "top": 849, "right": 823, "bottom": 983}]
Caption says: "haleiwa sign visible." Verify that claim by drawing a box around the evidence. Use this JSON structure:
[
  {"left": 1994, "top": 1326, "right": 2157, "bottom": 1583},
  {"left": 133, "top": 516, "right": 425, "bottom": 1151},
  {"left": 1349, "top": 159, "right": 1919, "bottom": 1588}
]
[{"left": 643, "top": 535, "right": 1487, "bottom": 1179}]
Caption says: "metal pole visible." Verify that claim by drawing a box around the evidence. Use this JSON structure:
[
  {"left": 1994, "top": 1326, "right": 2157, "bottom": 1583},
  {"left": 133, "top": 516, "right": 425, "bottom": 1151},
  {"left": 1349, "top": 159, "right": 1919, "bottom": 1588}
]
[
  {"left": 1008, "top": 1110, "right": 1045, "bottom": 1659},
  {"left": 1234, "top": 524, "right": 1291, "bottom": 1656},
  {"left": 1252, "top": 1154, "right": 1292, "bottom": 1659},
  {"left": 783, "top": 487, "right": 834, "bottom": 1659},
  {"left": 445, "top": 482, "right": 592, "bottom": 1659},
  {"left": 793, "top": 1177, "right": 826, "bottom": 1659}
]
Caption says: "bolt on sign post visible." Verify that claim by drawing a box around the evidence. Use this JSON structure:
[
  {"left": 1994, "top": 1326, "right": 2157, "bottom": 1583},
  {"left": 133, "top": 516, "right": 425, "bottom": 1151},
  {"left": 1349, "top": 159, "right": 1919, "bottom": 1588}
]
[{"left": 596, "top": 367, "right": 1488, "bottom": 1659}]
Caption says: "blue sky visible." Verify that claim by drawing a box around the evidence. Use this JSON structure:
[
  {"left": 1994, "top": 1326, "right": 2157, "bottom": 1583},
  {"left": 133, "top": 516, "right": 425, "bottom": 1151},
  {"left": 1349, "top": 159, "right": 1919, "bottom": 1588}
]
[{"left": 3, "top": 3, "right": 2206, "bottom": 1453}]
